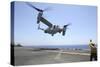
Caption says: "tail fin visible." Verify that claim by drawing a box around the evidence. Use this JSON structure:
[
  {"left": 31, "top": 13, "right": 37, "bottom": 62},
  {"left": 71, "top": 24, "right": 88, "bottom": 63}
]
[
  {"left": 62, "top": 24, "right": 71, "bottom": 36},
  {"left": 62, "top": 25, "right": 67, "bottom": 36}
]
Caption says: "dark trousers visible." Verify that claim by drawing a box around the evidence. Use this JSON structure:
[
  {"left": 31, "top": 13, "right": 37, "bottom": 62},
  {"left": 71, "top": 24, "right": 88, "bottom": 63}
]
[{"left": 90, "top": 53, "right": 97, "bottom": 61}]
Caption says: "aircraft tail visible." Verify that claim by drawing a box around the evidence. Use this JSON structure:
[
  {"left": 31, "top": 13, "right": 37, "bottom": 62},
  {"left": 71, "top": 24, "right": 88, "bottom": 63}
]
[
  {"left": 62, "top": 25, "right": 67, "bottom": 36},
  {"left": 62, "top": 23, "right": 70, "bottom": 36}
]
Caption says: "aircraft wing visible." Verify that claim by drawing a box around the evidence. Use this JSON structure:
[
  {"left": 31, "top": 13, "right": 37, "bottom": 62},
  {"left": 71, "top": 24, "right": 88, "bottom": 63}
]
[{"left": 40, "top": 17, "right": 53, "bottom": 27}]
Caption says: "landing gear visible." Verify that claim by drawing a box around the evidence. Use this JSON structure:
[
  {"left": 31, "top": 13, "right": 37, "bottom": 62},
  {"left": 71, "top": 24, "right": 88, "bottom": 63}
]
[
  {"left": 38, "top": 24, "right": 44, "bottom": 31},
  {"left": 52, "top": 34, "right": 54, "bottom": 36}
]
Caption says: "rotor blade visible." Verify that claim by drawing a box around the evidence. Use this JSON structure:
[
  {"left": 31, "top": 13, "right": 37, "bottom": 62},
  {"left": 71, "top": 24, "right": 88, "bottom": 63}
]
[
  {"left": 26, "top": 2, "right": 43, "bottom": 12},
  {"left": 64, "top": 23, "right": 71, "bottom": 27},
  {"left": 43, "top": 7, "right": 51, "bottom": 11}
]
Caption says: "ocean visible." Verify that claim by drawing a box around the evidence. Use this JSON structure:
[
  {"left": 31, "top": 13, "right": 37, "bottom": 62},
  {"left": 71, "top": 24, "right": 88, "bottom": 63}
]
[{"left": 24, "top": 45, "right": 89, "bottom": 50}]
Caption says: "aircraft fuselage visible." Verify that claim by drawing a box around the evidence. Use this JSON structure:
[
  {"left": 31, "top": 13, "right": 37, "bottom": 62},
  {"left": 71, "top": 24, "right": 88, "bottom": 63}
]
[{"left": 44, "top": 25, "right": 62, "bottom": 36}]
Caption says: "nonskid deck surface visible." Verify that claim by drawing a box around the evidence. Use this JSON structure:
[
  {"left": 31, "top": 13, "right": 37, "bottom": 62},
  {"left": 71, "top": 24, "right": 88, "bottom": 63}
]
[{"left": 14, "top": 47, "right": 90, "bottom": 66}]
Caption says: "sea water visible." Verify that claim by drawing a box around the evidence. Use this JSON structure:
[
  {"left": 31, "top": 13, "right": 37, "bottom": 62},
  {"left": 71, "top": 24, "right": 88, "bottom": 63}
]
[{"left": 24, "top": 45, "right": 89, "bottom": 50}]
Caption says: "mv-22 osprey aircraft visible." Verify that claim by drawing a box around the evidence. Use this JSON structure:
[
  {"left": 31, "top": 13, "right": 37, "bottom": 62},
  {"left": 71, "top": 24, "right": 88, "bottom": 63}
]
[{"left": 26, "top": 3, "right": 71, "bottom": 36}]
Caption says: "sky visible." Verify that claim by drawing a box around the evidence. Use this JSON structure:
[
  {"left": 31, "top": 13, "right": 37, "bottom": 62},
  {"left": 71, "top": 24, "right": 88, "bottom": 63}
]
[{"left": 13, "top": 1, "right": 97, "bottom": 46}]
